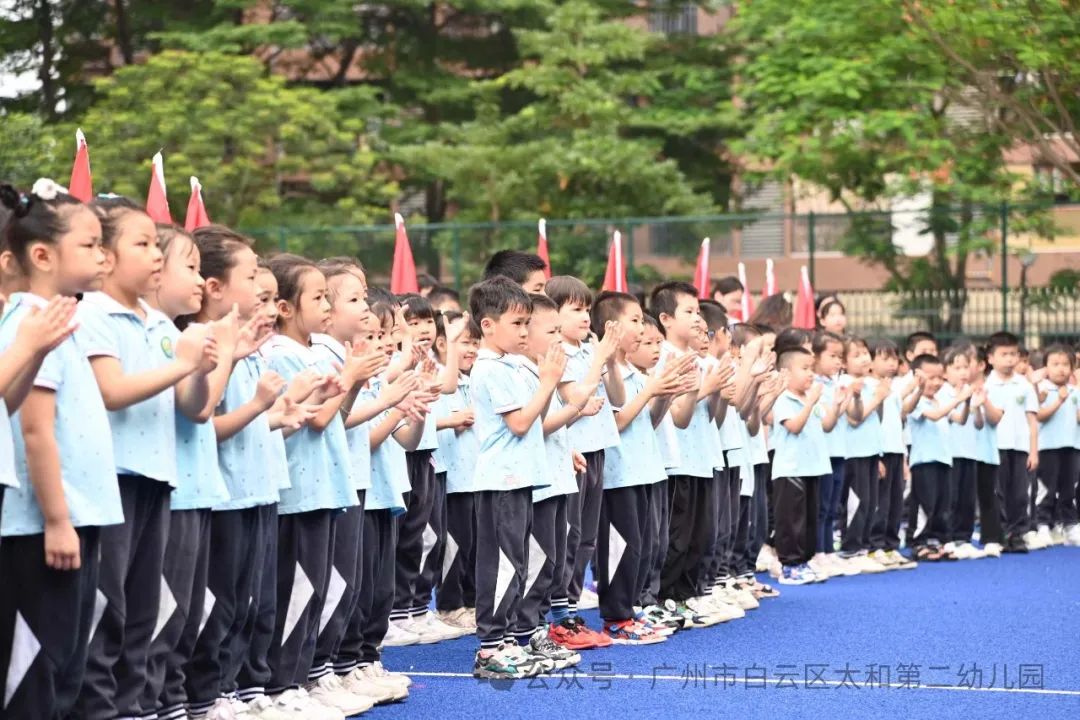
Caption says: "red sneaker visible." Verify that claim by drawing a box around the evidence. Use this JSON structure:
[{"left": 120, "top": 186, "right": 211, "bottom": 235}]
[
  {"left": 549, "top": 618, "right": 600, "bottom": 651},
  {"left": 570, "top": 617, "right": 613, "bottom": 648}
]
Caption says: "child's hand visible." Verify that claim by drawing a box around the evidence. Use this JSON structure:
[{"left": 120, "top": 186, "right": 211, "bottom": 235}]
[
  {"left": 209, "top": 305, "right": 240, "bottom": 357},
  {"left": 572, "top": 451, "right": 587, "bottom": 474},
  {"left": 539, "top": 343, "right": 567, "bottom": 385},
  {"left": 750, "top": 351, "right": 773, "bottom": 378},
  {"left": 285, "top": 369, "right": 321, "bottom": 403},
  {"left": 449, "top": 408, "right": 476, "bottom": 427},
  {"left": 254, "top": 370, "right": 286, "bottom": 410},
  {"left": 1027, "top": 453, "right": 1039, "bottom": 472},
  {"left": 957, "top": 384, "right": 973, "bottom": 402},
  {"left": 16, "top": 295, "right": 77, "bottom": 355},
  {"left": 1029, "top": 368, "right": 1047, "bottom": 385},
  {"left": 176, "top": 325, "right": 219, "bottom": 373},
  {"left": 878, "top": 461, "right": 886, "bottom": 479},
  {"left": 721, "top": 382, "right": 737, "bottom": 402},
  {"left": 807, "top": 382, "right": 824, "bottom": 405},
  {"left": 312, "top": 374, "right": 346, "bottom": 403},
  {"left": 873, "top": 378, "right": 890, "bottom": 400},
  {"left": 645, "top": 364, "right": 685, "bottom": 398},
  {"left": 234, "top": 312, "right": 274, "bottom": 361},
  {"left": 596, "top": 321, "right": 623, "bottom": 364},
  {"left": 702, "top": 361, "right": 735, "bottom": 395},
  {"left": 381, "top": 371, "right": 421, "bottom": 407},
  {"left": 397, "top": 394, "right": 429, "bottom": 423},
  {"left": 446, "top": 312, "right": 470, "bottom": 345},
  {"left": 971, "top": 387, "right": 986, "bottom": 408},
  {"left": 579, "top": 396, "right": 605, "bottom": 417},
  {"left": 341, "top": 340, "right": 387, "bottom": 386},
  {"left": 271, "top": 396, "right": 316, "bottom": 431},
  {"left": 44, "top": 518, "right": 81, "bottom": 571},
  {"left": 915, "top": 371, "right": 927, "bottom": 390},
  {"left": 1058, "top": 384, "right": 1070, "bottom": 401},
  {"left": 849, "top": 377, "right": 865, "bottom": 396},
  {"left": 833, "top": 385, "right": 850, "bottom": 408}
]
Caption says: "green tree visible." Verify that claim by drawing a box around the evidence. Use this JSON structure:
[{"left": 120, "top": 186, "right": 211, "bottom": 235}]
[{"left": 0, "top": 112, "right": 60, "bottom": 186}]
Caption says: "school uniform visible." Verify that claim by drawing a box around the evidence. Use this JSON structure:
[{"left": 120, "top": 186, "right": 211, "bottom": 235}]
[
  {"left": 816, "top": 374, "right": 846, "bottom": 555},
  {"left": 1036, "top": 381, "right": 1079, "bottom": 530},
  {"left": 76, "top": 292, "right": 178, "bottom": 720},
  {"left": 974, "top": 399, "right": 1005, "bottom": 547},
  {"left": 940, "top": 383, "right": 977, "bottom": 545},
  {"left": 985, "top": 371, "right": 1038, "bottom": 546},
  {"left": 141, "top": 318, "right": 231, "bottom": 720},
  {"left": 470, "top": 349, "right": 549, "bottom": 649},
  {"left": 561, "top": 341, "right": 620, "bottom": 614},
  {"left": 336, "top": 376, "right": 408, "bottom": 674},
  {"left": 0, "top": 294, "right": 122, "bottom": 719},
  {"left": 181, "top": 352, "right": 285, "bottom": 712},
  {"left": 731, "top": 414, "right": 762, "bottom": 578},
  {"left": 712, "top": 357, "right": 744, "bottom": 588},
  {"left": 771, "top": 390, "right": 831, "bottom": 568},
  {"left": 659, "top": 347, "right": 724, "bottom": 601},
  {"left": 263, "top": 334, "right": 356, "bottom": 692},
  {"left": 839, "top": 376, "right": 882, "bottom": 556},
  {"left": 595, "top": 363, "right": 666, "bottom": 622},
  {"left": 908, "top": 396, "right": 953, "bottom": 547},
  {"left": 641, "top": 403, "right": 680, "bottom": 608},
  {"left": 436, "top": 375, "right": 480, "bottom": 614},
  {"left": 515, "top": 362, "right": 578, "bottom": 640},
  {"left": 871, "top": 380, "right": 907, "bottom": 551},
  {"left": 743, "top": 424, "right": 772, "bottom": 576}
]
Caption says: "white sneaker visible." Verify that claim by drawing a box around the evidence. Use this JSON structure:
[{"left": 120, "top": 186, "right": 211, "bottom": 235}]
[
  {"left": 272, "top": 689, "right": 344, "bottom": 720},
  {"left": 1022, "top": 530, "right": 1043, "bottom": 550},
  {"left": 1066, "top": 525, "right": 1080, "bottom": 547},
  {"left": 205, "top": 697, "right": 238, "bottom": 720},
  {"left": 1035, "top": 525, "right": 1054, "bottom": 549},
  {"left": 369, "top": 660, "right": 412, "bottom": 690},
  {"left": 868, "top": 549, "right": 894, "bottom": 568},
  {"left": 228, "top": 697, "right": 253, "bottom": 717},
  {"left": 856, "top": 553, "right": 887, "bottom": 574},
  {"left": 306, "top": 674, "right": 374, "bottom": 717},
  {"left": 381, "top": 621, "right": 421, "bottom": 647},
  {"left": 684, "top": 596, "right": 728, "bottom": 624},
  {"left": 339, "top": 668, "right": 402, "bottom": 703},
  {"left": 437, "top": 607, "right": 477, "bottom": 632},
  {"left": 807, "top": 554, "right": 834, "bottom": 579},
  {"left": 728, "top": 580, "right": 761, "bottom": 610},
  {"left": 831, "top": 555, "right": 862, "bottom": 576},
  {"left": 982, "top": 542, "right": 1003, "bottom": 558},
  {"left": 756, "top": 545, "right": 778, "bottom": 573},
  {"left": 1050, "top": 524, "right": 1067, "bottom": 545},
  {"left": 578, "top": 587, "right": 599, "bottom": 610},
  {"left": 409, "top": 611, "right": 471, "bottom": 642},
  {"left": 699, "top": 594, "right": 745, "bottom": 621},
  {"left": 954, "top": 542, "right": 985, "bottom": 560},
  {"left": 244, "top": 694, "right": 292, "bottom": 720}
]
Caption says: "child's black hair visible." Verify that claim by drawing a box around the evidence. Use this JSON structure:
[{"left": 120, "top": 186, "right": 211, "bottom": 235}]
[
  {"left": 545, "top": 275, "right": 593, "bottom": 310},
  {"left": 1043, "top": 343, "right": 1076, "bottom": 369},
  {"left": 528, "top": 292, "right": 558, "bottom": 314},
  {"left": 468, "top": 276, "right": 532, "bottom": 322},
  {"left": 699, "top": 299, "right": 728, "bottom": 334},
  {"left": 712, "top": 276, "right": 743, "bottom": 295},
  {"left": 0, "top": 182, "right": 86, "bottom": 269},
  {"left": 941, "top": 345, "right": 969, "bottom": 368},
  {"left": 417, "top": 272, "right": 438, "bottom": 292},
  {"left": 986, "top": 331, "right": 1020, "bottom": 354},
  {"left": 192, "top": 225, "right": 253, "bottom": 284},
  {"left": 730, "top": 322, "right": 762, "bottom": 349},
  {"left": 370, "top": 301, "right": 395, "bottom": 330},
  {"left": 843, "top": 335, "right": 869, "bottom": 358},
  {"left": 777, "top": 346, "right": 813, "bottom": 369},
  {"left": 591, "top": 291, "right": 638, "bottom": 338},
  {"left": 811, "top": 330, "right": 844, "bottom": 356},
  {"left": 775, "top": 327, "right": 812, "bottom": 355},
  {"left": 904, "top": 331, "right": 938, "bottom": 357},
  {"left": 643, "top": 311, "right": 663, "bottom": 335},
  {"left": 483, "top": 250, "right": 547, "bottom": 284},
  {"left": 398, "top": 293, "right": 435, "bottom": 321},
  {"left": 867, "top": 337, "right": 899, "bottom": 359},
  {"left": 266, "top": 253, "right": 319, "bottom": 309},
  {"left": 748, "top": 293, "right": 793, "bottom": 330},
  {"left": 90, "top": 195, "right": 148, "bottom": 249},
  {"left": 365, "top": 286, "right": 395, "bottom": 307},
  {"left": 910, "top": 353, "right": 942, "bottom": 372},
  {"left": 649, "top": 280, "right": 698, "bottom": 319},
  {"left": 428, "top": 285, "right": 460, "bottom": 307}
]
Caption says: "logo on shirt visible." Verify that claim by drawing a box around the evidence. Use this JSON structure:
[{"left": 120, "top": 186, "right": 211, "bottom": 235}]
[
  {"left": 813, "top": 405, "right": 824, "bottom": 418},
  {"left": 1015, "top": 394, "right": 1024, "bottom": 405},
  {"left": 160, "top": 336, "right": 175, "bottom": 359}
]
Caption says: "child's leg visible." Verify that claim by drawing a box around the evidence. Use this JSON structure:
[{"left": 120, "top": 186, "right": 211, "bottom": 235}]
[
  {"left": 0, "top": 527, "right": 102, "bottom": 718},
  {"left": 643, "top": 478, "right": 670, "bottom": 607},
  {"left": 772, "top": 476, "right": 809, "bottom": 567},
  {"left": 545, "top": 496, "right": 568, "bottom": 622},
  {"left": 803, "top": 477, "right": 820, "bottom": 565},
  {"left": 515, "top": 496, "right": 559, "bottom": 641},
  {"left": 437, "top": 492, "right": 475, "bottom": 613},
  {"left": 705, "top": 468, "right": 729, "bottom": 589},
  {"left": 393, "top": 451, "right": 435, "bottom": 623},
  {"left": 952, "top": 459, "right": 978, "bottom": 544},
  {"left": 1036, "top": 448, "right": 1060, "bottom": 529},
  {"left": 596, "top": 485, "right": 647, "bottom": 622},
  {"left": 566, "top": 450, "right": 604, "bottom": 613},
  {"left": 733, "top": 494, "right": 754, "bottom": 577},
  {"left": 233, "top": 503, "right": 278, "bottom": 702},
  {"left": 693, "top": 475, "right": 719, "bottom": 596},
  {"left": 975, "top": 462, "right": 1005, "bottom": 546},
  {"left": 749, "top": 464, "right": 769, "bottom": 560},
  {"left": 142, "top": 509, "right": 209, "bottom": 718},
  {"left": 818, "top": 458, "right": 843, "bottom": 554},
  {"left": 931, "top": 461, "right": 956, "bottom": 543},
  {"left": 882, "top": 454, "right": 906, "bottom": 551},
  {"left": 1000, "top": 450, "right": 1031, "bottom": 543},
  {"left": 717, "top": 465, "right": 741, "bottom": 583},
  {"left": 635, "top": 484, "right": 656, "bottom": 607},
  {"left": 841, "top": 458, "right": 874, "bottom": 555},
  {"left": 659, "top": 475, "right": 697, "bottom": 601},
  {"left": 909, "top": 463, "right": 940, "bottom": 547},
  {"left": 415, "top": 471, "right": 448, "bottom": 616},
  {"left": 474, "top": 489, "right": 532, "bottom": 649},
  {"left": 862, "top": 458, "right": 880, "bottom": 550},
  {"left": 358, "top": 509, "right": 398, "bottom": 668},
  {"left": 311, "top": 504, "right": 364, "bottom": 683},
  {"left": 1062, "top": 450, "right": 1079, "bottom": 529}
]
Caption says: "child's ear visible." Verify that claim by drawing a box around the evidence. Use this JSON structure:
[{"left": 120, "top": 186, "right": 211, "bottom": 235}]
[{"left": 276, "top": 298, "right": 293, "bottom": 320}]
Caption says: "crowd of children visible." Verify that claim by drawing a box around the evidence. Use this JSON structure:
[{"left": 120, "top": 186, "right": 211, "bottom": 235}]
[{"left": 0, "top": 180, "right": 1078, "bottom": 719}]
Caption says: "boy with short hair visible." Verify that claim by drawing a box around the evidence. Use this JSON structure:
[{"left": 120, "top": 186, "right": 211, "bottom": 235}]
[
  {"left": 468, "top": 277, "right": 565, "bottom": 679},
  {"left": 482, "top": 251, "right": 549, "bottom": 294}
]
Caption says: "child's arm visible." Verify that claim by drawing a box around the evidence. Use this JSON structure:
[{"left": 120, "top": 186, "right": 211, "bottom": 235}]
[
  {"left": 920, "top": 387, "right": 972, "bottom": 420},
  {"left": 901, "top": 376, "right": 923, "bottom": 417},
  {"left": 982, "top": 392, "right": 1004, "bottom": 426},
  {"left": 822, "top": 385, "right": 850, "bottom": 432},
  {"left": 0, "top": 297, "right": 78, "bottom": 413},
  {"left": 213, "top": 371, "right": 284, "bottom": 442},
  {"left": 345, "top": 372, "right": 420, "bottom": 429},
  {"left": 90, "top": 326, "right": 210, "bottom": 411},
  {"left": 307, "top": 341, "right": 385, "bottom": 431},
  {"left": 781, "top": 384, "right": 822, "bottom": 435},
  {"left": 1027, "top": 412, "right": 1039, "bottom": 470},
  {"left": 746, "top": 402, "right": 762, "bottom": 437},
  {"left": 615, "top": 368, "right": 683, "bottom": 433},
  {"left": 949, "top": 389, "right": 971, "bottom": 425},
  {"left": 504, "top": 345, "right": 565, "bottom": 437},
  {"left": 1036, "top": 385, "right": 1069, "bottom": 422},
  {"left": 20, "top": 388, "right": 81, "bottom": 570}
]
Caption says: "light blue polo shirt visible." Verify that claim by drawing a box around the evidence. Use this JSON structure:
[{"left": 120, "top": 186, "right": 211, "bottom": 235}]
[
  {"left": 735, "top": 417, "right": 756, "bottom": 496},
  {"left": 909, "top": 396, "right": 953, "bottom": 467},
  {"left": 77, "top": 292, "right": 177, "bottom": 485},
  {"left": 364, "top": 377, "right": 408, "bottom": 515},
  {"left": 148, "top": 319, "right": 230, "bottom": 510},
  {"left": 0, "top": 293, "right": 122, "bottom": 536},
  {"left": 880, "top": 379, "right": 906, "bottom": 455},
  {"left": 817, "top": 374, "right": 847, "bottom": 459},
  {"left": 1037, "top": 380, "right": 1080, "bottom": 451},
  {"left": 985, "top": 371, "right": 1038, "bottom": 453},
  {"left": 656, "top": 414, "right": 681, "bottom": 472},
  {"left": 771, "top": 390, "right": 831, "bottom": 480},
  {"left": 562, "top": 341, "right": 621, "bottom": 454},
  {"left": 939, "top": 383, "right": 976, "bottom": 461},
  {"left": 470, "top": 349, "right": 550, "bottom": 492},
  {"left": 439, "top": 375, "right": 479, "bottom": 495},
  {"left": 713, "top": 356, "right": 744, "bottom": 469},
  {"left": 661, "top": 345, "right": 724, "bottom": 478},
  {"left": 312, "top": 335, "right": 371, "bottom": 492},
  {"left": 264, "top": 334, "right": 356, "bottom": 514},
  {"left": 975, "top": 414, "right": 1001, "bottom": 466},
  {"left": 522, "top": 361, "right": 577, "bottom": 502},
  {"left": 213, "top": 355, "right": 282, "bottom": 510},
  {"left": 0, "top": 396, "right": 15, "bottom": 491},
  {"left": 841, "top": 375, "right": 882, "bottom": 460},
  {"left": 602, "top": 364, "right": 667, "bottom": 491},
  {"left": 749, "top": 423, "right": 769, "bottom": 466}
]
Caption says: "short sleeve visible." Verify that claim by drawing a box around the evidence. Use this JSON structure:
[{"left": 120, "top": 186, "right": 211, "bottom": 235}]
[
  {"left": 34, "top": 343, "right": 67, "bottom": 390},
  {"left": 75, "top": 305, "right": 120, "bottom": 359},
  {"left": 267, "top": 351, "right": 306, "bottom": 383},
  {"left": 773, "top": 395, "right": 801, "bottom": 425},
  {"left": 562, "top": 349, "right": 589, "bottom": 384},
  {"left": 485, "top": 363, "right": 526, "bottom": 415},
  {"left": 1024, "top": 384, "right": 1038, "bottom": 413},
  {"left": 909, "top": 398, "right": 928, "bottom": 422}
]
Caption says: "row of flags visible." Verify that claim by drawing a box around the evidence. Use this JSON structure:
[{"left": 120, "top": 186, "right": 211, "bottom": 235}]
[{"left": 66, "top": 131, "right": 816, "bottom": 327}]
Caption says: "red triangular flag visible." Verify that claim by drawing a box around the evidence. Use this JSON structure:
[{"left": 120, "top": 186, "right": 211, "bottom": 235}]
[
  {"left": 391, "top": 212, "right": 419, "bottom": 294},
  {"left": 737, "top": 262, "right": 755, "bottom": 322},
  {"left": 763, "top": 258, "right": 777, "bottom": 298},
  {"left": 184, "top": 176, "right": 211, "bottom": 232},
  {"left": 693, "top": 237, "right": 710, "bottom": 299},
  {"left": 793, "top": 265, "right": 816, "bottom": 329},
  {"left": 69, "top": 129, "right": 92, "bottom": 202},
  {"left": 602, "top": 231, "right": 627, "bottom": 293},
  {"left": 537, "top": 218, "right": 552, "bottom": 279},
  {"left": 146, "top": 152, "right": 172, "bottom": 223}
]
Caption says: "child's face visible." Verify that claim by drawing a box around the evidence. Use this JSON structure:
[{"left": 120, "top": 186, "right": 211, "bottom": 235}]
[
  {"left": 522, "top": 270, "right": 548, "bottom": 295},
  {"left": 909, "top": 339, "right": 938, "bottom": 360},
  {"left": 483, "top": 305, "right": 530, "bottom": 356},
  {"left": 327, "top": 273, "right": 371, "bottom": 343},
  {"left": 1016, "top": 355, "right": 1031, "bottom": 376},
  {"left": 107, "top": 211, "right": 163, "bottom": 296},
  {"left": 557, "top": 300, "right": 591, "bottom": 343},
  {"left": 527, "top": 307, "right": 561, "bottom": 361},
  {"left": 989, "top": 344, "right": 1019, "bottom": 374},
  {"left": 845, "top": 344, "right": 871, "bottom": 376},
  {"left": 661, "top": 293, "right": 702, "bottom": 346},
  {"left": 945, "top": 354, "right": 969, "bottom": 387},
  {"left": 816, "top": 340, "right": 845, "bottom": 377},
  {"left": 629, "top": 323, "right": 663, "bottom": 370},
  {"left": 786, "top": 353, "right": 815, "bottom": 393},
  {"left": 717, "top": 288, "right": 742, "bottom": 316},
  {"left": 707, "top": 325, "right": 730, "bottom": 358},
  {"left": 54, "top": 206, "right": 107, "bottom": 295},
  {"left": 870, "top": 351, "right": 898, "bottom": 379},
  {"left": 288, "top": 269, "right": 331, "bottom": 338},
  {"left": 254, "top": 269, "right": 279, "bottom": 326},
  {"left": 432, "top": 297, "right": 461, "bottom": 314},
  {"left": 405, "top": 312, "right": 437, "bottom": 350},
  {"left": 616, "top": 302, "right": 645, "bottom": 355},
  {"left": 1045, "top": 351, "right": 1073, "bottom": 385},
  {"left": 372, "top": 315, "right": 395, "bottom": 358},
  {"left": 919, "top": 363, "right": 945, "bottom": 398},
  {"left": 820, "top": 304, "right": 846, "bottom": 335},
  {"left": 458, "top": 335, "right": 480, "bottom": 373},
  {"left": 157, "top": 239, "right": 204, "bottom": 318},
  {"left": 216, "top": 247, "right": 260, "bottom": 320}
]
